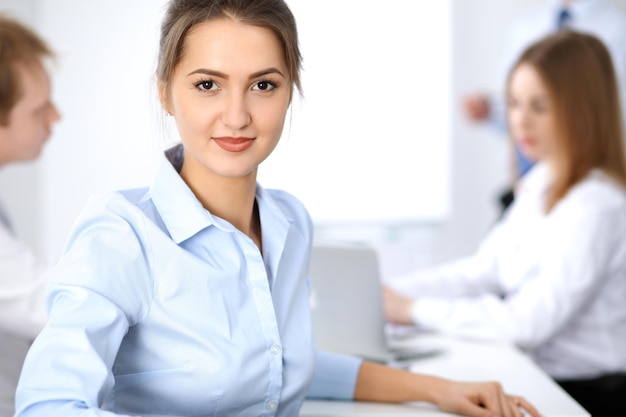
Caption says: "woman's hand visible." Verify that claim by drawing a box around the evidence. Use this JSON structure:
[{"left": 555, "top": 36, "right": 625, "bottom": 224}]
[
  {"left": 434, "top": 379, "right": 541, "bottom": 417},
  {"left": 383, "top": 286, "right": 415, "bottom": 325},
  {"left": 355, "top": 361, "right": 542, "bottom": 417}
]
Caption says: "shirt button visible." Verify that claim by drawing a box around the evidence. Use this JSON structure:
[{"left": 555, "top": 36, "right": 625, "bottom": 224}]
[
  {"left": 267, "top": 400, "right": 278, "bottom": 411},
  {"left": 270, "top": 344, "right": 282, "bottom": 356}
]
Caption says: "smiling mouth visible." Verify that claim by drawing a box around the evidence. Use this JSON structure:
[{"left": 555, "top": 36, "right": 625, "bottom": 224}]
[
  {"left": 517, "top": 136, "right": 534, "bottom": 146},
  {"left": 213, "top": 136, "right": 255, "bottom": 152}
]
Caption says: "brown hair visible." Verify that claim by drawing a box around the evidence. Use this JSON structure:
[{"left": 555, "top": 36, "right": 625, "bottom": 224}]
[
  {"left": 508, "top": 31, "right": 626, "bottom": 213},
  {"left": 0, "top": 13, "right": 54, "bottom": 125},
  {"left": 157, "top": 0, "right": 302, "bottom": 105}
]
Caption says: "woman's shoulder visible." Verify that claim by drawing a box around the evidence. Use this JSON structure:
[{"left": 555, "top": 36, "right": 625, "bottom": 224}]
[
  {"left": 53, "top": 188, "right": 156, "bottom": 323},
  {"left": 563, "top": 170, "right": 626, "bottom": 215},
  {"left": 261, "top": 187, "right": 313, "bottom": 229},
  {"left": 66, "top": 187, "right": 158, "bottom": 251},
  {"left": 264, "top": 187, "right": 305, "bottom": 207},
  {"left": 78, "top": 187, "right": 154, "bottom": 223}
]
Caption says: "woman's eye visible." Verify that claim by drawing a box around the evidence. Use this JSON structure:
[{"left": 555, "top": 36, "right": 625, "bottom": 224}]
[
  {"left": 196, "top": 80, "right": 217, "bottom": 92},
  {"left": 253, "top": 81, "right": 276, "bottom": 92}
]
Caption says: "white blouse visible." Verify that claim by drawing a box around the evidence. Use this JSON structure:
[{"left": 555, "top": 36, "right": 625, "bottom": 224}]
[
  {"left": 0, "top": 201, "right": 48, "bottom": 339},
  {"left": 388, "top": 163, "right": 626, "bottom": 380},
  {"left": 0, "top": 201, "right": 49, "bottom": 417}
]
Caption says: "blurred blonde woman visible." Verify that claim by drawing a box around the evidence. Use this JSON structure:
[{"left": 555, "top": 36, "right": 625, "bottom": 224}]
[{"left": 385, "top": 30, "right": 626, "bottom": 415}]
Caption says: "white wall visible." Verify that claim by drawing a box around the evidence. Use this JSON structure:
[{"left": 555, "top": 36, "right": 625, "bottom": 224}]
[
  {"left": 261, "top": 0, "right": 451, "bottom": 224},
  {"left": 35, "top": 0, "right": 171, "bottom": 260},
  {"left": 319, "top": 0, "right": 548, "bottom": 275},
  {"left": 2, "top": 0, "right": 626, "bottom": 274}
]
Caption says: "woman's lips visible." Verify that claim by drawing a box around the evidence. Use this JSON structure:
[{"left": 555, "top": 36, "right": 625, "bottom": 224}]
[
  {"left": 213, "top": 137, "right": 255, "bottom": 152},
  {"left": 517, "top": 136, "right": 535, "bottom": 148}
]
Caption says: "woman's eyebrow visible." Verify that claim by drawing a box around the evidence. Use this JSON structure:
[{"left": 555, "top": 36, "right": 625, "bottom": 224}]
[
  {"left": 248, "top": 67, "right": 286, "bottom": 79},
  {"left": 186, "top": 67, "right": 286, "bottom": 79},
  {"left": 187, "top": 68, "right": 227, "bottom": 78}
]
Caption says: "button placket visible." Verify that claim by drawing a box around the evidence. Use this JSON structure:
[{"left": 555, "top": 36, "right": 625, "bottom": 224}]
[{"left": 239, "top": 234, "right": 284, "bottom": 416}]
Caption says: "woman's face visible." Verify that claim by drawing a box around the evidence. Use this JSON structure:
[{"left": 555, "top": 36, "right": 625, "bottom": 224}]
[
  {"left": 163, "top": 18, "right": 291, "bottom": 182},
  {"left": 507, "top": 63, "right": 559, "bottom": 163}
]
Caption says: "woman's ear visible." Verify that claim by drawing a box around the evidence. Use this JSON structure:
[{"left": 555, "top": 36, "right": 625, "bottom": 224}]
[{"left": 157, "top": 79, "right": 172, "bottom": 116}]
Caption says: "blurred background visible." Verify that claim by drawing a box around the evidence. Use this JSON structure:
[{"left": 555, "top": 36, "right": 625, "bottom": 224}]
[{"left": 2, "top": 0, "right": 624, "bottom": 277}]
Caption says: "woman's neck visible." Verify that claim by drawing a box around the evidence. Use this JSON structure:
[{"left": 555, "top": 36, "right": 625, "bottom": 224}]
[{"left": 180, "top": 161, "right": 261, "bottom": 249}]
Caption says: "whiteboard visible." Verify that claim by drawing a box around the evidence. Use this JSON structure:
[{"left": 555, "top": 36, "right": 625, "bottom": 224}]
[{"left": 258, "top": 0, "right": 452, "bottom": 224}]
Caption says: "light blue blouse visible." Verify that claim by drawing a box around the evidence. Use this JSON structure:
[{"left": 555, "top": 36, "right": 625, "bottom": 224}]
[{"left": 15, "top": 145, "right": 362, "bottom": 417}]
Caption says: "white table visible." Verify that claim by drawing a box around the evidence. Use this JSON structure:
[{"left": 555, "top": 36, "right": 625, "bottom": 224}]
[{"left": 300, "top": 333, "right": 590, "bottom": 416}]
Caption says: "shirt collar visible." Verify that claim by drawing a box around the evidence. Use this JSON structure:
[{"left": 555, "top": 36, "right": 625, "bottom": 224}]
[
  {"left": 518, "top": 161, "right": 553, "bottom": 197},
  {"left": 256, "top": 184, "right": 290, "bottom": 271},
  {"left": 150, "top": 144, "right": 293, "bottom": 249},
  {"left": 150, "top": 144, "right": 217, "bottom": 244}
]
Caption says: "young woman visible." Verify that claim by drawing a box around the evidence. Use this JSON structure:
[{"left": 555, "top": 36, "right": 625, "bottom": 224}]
[
  {"left": 385, "top": 30, "right": 626, "bottom": 415},
  {"left": 14, "top": 1, "right": 538, "bottom": 416}
]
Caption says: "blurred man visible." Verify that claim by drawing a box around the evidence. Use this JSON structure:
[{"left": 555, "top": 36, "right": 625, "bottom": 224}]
[{"left": 0, "top": 13, "right": 60, "bottom": 417}]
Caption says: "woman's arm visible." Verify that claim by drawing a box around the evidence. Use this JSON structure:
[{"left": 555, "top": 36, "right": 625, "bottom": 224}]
[
  {"left": 388, "top": 202, "right": 626, "bottom": 348},
  {"left": 385, "top": 222, "right": 509, "bottom": 299},
  {"left": 308, "top": 351, "right": 541, "bottom": 417},
  {"left": 15, "top": 196, "right": 153, "bottom": 417},
  {"left": 16, "top": 285, "right": 138, "bottom": 417}
]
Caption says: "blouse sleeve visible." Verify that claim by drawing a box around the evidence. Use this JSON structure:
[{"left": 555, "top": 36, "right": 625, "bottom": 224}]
[
  {"left": 306, "top": 350, "right": 363, "bottom": 400},
  {"left": 386, "top": 222, "right": 507, "bottom": 299},
  {"left": 411, "top": 202, "right": 626, "bottom": 349},
  {"left": 15, "top": 195, "right": 154, "bottom": 417}
]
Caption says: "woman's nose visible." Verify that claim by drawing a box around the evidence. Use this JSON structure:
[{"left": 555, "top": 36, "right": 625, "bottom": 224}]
[{"left": 221, "top": 94, "right": 251, "bottom": 131}]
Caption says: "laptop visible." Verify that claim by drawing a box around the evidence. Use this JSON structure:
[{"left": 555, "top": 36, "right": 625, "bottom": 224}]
[{"left": 308, "top": 242, "right": 443, "bottom": 365}]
